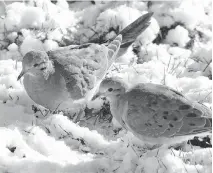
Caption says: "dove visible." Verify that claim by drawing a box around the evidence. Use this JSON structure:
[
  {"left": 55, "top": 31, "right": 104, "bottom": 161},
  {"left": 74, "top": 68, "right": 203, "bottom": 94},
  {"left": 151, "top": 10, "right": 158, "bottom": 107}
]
[
  {"left": 92, "top": 77, "right": 212, "bottom": 145},
  {"left": 17, "top": 34, "right": 122, "bottom": 114},
  {"left": 17, "top": 13, "right": 153, "bottom": 119}
]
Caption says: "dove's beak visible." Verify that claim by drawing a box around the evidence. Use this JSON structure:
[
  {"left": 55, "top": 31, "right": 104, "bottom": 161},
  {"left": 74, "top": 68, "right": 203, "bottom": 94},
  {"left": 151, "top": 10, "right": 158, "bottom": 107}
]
[
  {"left": 17, "top": 70, "right": 25, "bottom": 81},
  {"left": 92, "top": 92, "right": 102, "bottom": 101}
]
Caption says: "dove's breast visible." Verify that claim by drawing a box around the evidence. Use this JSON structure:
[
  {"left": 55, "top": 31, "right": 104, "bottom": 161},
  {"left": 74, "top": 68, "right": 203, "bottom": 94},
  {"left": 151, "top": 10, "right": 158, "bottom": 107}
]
[
  {"left": 108, "top": 95, "right": 129, "bottom": 129},
  {"left": 23, "top": 69, "right": 74, "bottom": 110}
]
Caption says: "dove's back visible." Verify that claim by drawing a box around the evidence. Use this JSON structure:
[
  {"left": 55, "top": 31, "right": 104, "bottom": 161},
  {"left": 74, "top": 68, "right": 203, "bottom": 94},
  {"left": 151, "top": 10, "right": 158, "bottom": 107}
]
[
  {"left": 48, "top": 34, "right": 122, "bottom": 102},
  {"left": 115, "top": 83, "right": 212, "bottom": 144}
]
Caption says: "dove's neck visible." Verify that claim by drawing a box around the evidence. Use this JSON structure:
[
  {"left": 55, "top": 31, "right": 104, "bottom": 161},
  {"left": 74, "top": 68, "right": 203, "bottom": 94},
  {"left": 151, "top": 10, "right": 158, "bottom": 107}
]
[
  {"left": 26, "top": 68, "right": 45, "bottom": 79},
  {"left": 107, "top": 95, "right": 118, "bottom": 103},
  {"left": 107, "top": 94, "right": 127, "bottom": 127},
  {"left": 41, "top": 60, "right": 55, "bottom": 80}
]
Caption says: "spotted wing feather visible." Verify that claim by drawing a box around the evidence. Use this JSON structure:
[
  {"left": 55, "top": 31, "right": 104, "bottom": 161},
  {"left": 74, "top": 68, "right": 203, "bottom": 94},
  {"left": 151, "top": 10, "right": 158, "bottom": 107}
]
[
  {"left": 124, "top": 83, "right": 212, "bottom": 138},
  {"left": 107, "top": 34, "right": 122, "bottom": 69},
  {"left": 48, "top": 44, "right": 108, "bottom": 100}
]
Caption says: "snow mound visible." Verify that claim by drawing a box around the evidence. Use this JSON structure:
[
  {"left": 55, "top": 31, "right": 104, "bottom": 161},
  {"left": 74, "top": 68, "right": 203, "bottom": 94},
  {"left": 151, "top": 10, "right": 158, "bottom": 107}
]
[{"left": 0, "top": 1, "right": 211, "bottom": 173}]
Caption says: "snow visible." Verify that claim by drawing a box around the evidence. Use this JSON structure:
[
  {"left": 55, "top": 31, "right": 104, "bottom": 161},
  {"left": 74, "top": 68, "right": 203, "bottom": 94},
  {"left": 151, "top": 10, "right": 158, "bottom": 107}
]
[
  {"left": 48, "top": 29, "right": 63, "bottom": 42},
  {"left": 150, "top": 1, "right": 212, "bottom": 30},
  {"left": 20, "top": 7, "right": 45, "bottom": 29},
  {"left": 165, "top": 25, "right": 190, "bottom": 47},
  {"left": 7, "top": 32, "right": 18, "bottom": 42},
  {"left": 136, "top": 16, "right": 160, "bottom": 45},
  {"left": 49, "top": 10, "right": 77, "bottom": 29},
  {"left": 43, "top": 40, "right": 59, "bottom": 51},
  {"left": 3, "top": 2, "right": 26, "bottom": 31},
  {"left": 20, "top": 36, "right": 44, "bottom": 55},
  {"left": 7, "top": 43, "right": 18, "bottom": 51},
  {"left": 56, "top": 0, "right": 69, "bottom": 10},
  {"left": 0, "top": 0, "right": 212, "bottom": 173}
]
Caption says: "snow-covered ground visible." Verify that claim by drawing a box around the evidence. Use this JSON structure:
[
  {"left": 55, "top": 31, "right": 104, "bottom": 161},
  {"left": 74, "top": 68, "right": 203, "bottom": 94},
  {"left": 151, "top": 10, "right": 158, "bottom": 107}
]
[{"left": 0, "top": 0, "right": 212, "bottom": 173}]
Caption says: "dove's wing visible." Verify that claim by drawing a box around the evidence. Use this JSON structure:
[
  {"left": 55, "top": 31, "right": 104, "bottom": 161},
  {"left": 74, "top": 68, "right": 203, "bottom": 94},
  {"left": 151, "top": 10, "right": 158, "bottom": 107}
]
[
  {"left": 48, "top": 43, "right": 109, "bottom": 100},
  {"left": 48, "top": 35, "right": 122, "bottom": 101},
  {"left": 117, "top": 12, "right": 153, "bottom": 57},
  {"left": 96, "top": 12, "right": 153, "bottom": 58},
  {"left": 123, "top": 83, "right": 212, "bottom": 138},
  {"left": 107, "top": 35, "right": 122, "bottom": 69}
]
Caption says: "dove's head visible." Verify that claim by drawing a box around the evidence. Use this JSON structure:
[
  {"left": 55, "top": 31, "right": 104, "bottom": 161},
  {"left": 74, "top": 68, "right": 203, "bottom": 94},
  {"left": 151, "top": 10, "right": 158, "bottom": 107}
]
[
  {"left": 17, "top": 50, "right": 54, "bottom": 80},
  {"left": 92, "top": 77, "right": 127, "bottom": 100}
]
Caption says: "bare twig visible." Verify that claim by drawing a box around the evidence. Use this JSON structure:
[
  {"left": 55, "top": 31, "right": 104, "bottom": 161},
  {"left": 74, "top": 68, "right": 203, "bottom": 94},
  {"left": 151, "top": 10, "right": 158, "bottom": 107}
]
[
  {"left": 203, "top": 59, "right": 212, "bottom": 72},
  {"left": 194, "top": 163, "right": 200, "bottom": 173},
  {"left": 167, "top": 55, "right": 172, "bottom": 71},
  {"left": 198, "top": 91, "right": 212, "bottom": 103}
]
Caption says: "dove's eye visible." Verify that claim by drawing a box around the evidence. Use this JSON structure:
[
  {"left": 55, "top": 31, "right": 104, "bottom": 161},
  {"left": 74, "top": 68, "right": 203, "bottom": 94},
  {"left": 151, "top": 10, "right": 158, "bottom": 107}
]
[
  {"left": 40, "top": 67, "right": 47, "bottom": 71},
  {"left": 108, "top": 88, "right": 113, "bottom": 92},
  {"left": 33, "top": 63, "right": 39, "bottom": 67},
  {"left": 33, "top": 61, "right": 45, "bottom": 68}
]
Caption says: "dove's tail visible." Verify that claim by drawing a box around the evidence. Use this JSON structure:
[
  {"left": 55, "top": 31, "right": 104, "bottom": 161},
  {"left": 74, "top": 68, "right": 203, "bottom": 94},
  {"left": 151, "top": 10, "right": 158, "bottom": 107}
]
[
  {"left": 117, "top": 12, "right": 153, "bottom": 57},
  {"left": 107, "top": 34, "right": 122, "bottom": 68}
]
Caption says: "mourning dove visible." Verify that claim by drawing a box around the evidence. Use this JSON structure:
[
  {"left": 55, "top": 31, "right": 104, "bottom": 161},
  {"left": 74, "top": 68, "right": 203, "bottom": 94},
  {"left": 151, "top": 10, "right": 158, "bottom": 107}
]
[
  {"left": 92, "top": 78, "right": 212, "bottom": 145},
  {"left": 17, "top": 35, "right": 122, "bottom": 113},
  {"left": 17, "top": 13, "right": 153, "bottom": 116}
]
